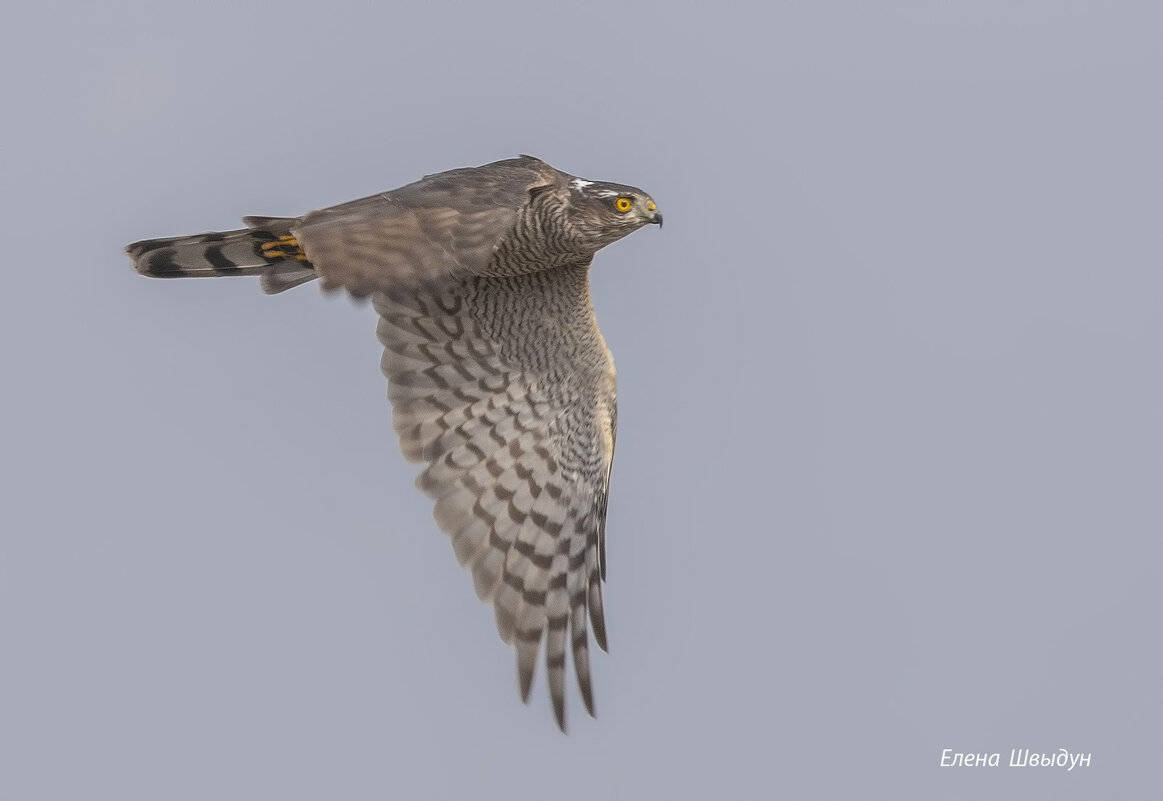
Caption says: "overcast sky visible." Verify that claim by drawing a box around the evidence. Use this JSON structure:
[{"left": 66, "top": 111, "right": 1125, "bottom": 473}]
[{"left": 3, "top": 2, "right": 1161, "bottom": 798}]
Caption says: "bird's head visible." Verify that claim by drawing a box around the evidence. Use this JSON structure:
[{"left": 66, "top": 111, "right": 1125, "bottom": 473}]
[{"left": 564, "top": 176, "right": 663, "bottom": 250}]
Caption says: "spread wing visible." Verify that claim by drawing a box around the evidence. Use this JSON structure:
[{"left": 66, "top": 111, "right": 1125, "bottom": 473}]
[
  {"left": 375, "top": 263, "right": 616, "bottom": 731},
  {"left": 293, "top": 156, "right": 560, "bottom": 297}
]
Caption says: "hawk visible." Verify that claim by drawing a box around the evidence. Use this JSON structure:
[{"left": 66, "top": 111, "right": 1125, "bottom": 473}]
[{"left": 126, "top": 155, "right": 662, "bottom": 730}]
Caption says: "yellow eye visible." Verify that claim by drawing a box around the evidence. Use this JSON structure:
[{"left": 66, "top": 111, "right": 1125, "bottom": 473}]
[{"left": 615, "top": 196, "right": 633, "bottom": 212}]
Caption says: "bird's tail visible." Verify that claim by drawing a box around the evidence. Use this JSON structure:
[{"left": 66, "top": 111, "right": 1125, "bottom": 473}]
[{"left": 126, "top": 216, "right": 319, "bottom": 294}]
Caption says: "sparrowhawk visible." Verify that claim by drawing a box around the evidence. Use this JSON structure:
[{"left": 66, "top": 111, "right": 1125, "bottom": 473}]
[{"left": 126, "top": 155, "right": 662, "bottom": 731}]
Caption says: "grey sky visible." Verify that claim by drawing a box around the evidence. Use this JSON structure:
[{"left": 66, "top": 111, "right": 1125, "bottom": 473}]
[{"left": 3, "top": 2, "right": 1160, "bottom": 798}]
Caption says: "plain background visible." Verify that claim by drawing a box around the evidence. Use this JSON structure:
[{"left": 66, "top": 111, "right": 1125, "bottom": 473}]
[{"left": 3, "top": 2, "right": 1160, "bottom": 798}]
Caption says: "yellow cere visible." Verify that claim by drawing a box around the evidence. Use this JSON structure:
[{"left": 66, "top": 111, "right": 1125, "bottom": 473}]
[
  {"left": 615, "top": 196, "right": 633, "bottom": 212},
  {"left": 646, "top": 200, "right": 657, "bottom": 212}
]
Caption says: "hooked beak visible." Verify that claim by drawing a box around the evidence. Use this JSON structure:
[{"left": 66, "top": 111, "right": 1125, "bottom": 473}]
[{"left": 642, "top": 198, "right": 662, "bottom": 228}]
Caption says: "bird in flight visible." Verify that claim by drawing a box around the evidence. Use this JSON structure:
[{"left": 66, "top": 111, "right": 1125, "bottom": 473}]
[{"left": 126, "top": 155, "right": 662, "bottom": 730}]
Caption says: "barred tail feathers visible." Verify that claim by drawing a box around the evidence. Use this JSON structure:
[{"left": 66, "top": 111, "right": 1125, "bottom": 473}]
[{"left": 126, "top": 217, "right": 318, "bottom": 294}]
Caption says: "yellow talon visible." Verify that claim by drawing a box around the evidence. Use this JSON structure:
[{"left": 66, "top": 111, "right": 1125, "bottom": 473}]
[{"left": 261, "top": 235, "right": 309, "bottom": 262}]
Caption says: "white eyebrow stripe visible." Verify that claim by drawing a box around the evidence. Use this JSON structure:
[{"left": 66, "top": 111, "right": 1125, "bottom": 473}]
[{"left": 571, "top": 178, "right": 593, "bottom": 190}]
